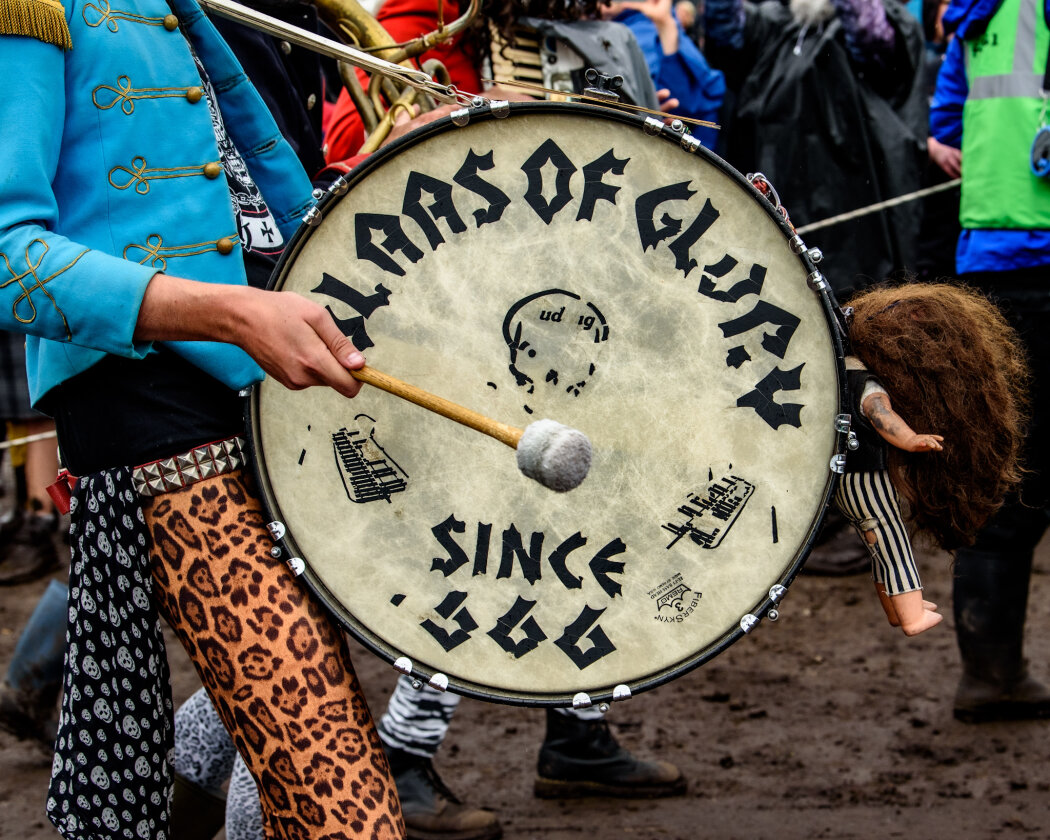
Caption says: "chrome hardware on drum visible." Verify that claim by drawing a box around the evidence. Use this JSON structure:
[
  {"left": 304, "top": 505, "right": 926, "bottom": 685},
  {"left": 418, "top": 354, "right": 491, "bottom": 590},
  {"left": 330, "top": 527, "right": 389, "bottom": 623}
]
[{"left": 249, "top": 102, "right": 847, "bottom": 707}]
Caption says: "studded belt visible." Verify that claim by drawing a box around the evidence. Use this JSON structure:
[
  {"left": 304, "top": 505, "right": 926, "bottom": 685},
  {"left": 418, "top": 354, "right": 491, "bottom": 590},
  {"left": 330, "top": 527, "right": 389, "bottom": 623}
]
[{"left": 132, "top": 435, "right": 248, "bottom": 497}]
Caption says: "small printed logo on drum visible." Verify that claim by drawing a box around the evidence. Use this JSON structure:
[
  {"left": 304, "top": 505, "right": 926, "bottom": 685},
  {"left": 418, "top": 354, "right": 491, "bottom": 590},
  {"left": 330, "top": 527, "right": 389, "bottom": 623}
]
[
  {"left": 502, "top": 290, "right": 609, "bottom": 414},
  {"left": 649, "top": 572, "right": 701, "bottom": 623},
  {"left": 332, "top": 414, "right": 409, "bottom": 504},
  {"left": 663, "top": 474, "right": 755, "bottom": 550}
]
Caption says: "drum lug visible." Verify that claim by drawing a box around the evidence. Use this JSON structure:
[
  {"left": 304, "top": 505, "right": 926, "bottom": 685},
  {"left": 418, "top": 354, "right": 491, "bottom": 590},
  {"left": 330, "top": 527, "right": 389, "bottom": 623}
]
[
  {"left": 428, "top": 673, "right": 449, "bottom": 692},
  {"left": 834, "top": 413, "right": 852, "bottom": 434},
  {"left": 680, "top": 133, "right": 702, "bottom": 154},
  {"left": 329, "top": 176, "right": 349, "bottom": 196},
  {"left": 613, "top": 684, "right": 632, "bottom": 702},
  {"left": 488, "top": 100, "right": 511, "bottom": 119},
  {"left": 302, "top": 205, "right": 322, "bottom": 227},
  {"left": 830, "top": 454, "right": 847, "bottom": 474},
  {"left": 393, "top": 656, "right": 413, "bottom": 677},
  {"left": 572, "top": 691, "right": 593, "bottom": 709},
  {"left": 287, "top": 556, "right": 305, "bottom": 577},
  {"left": 740, "top": 613, "right": 759, "bottom": 634},
  {"left": 643, "top": 116, "right": 664, "bottom": 136},
  {"left": 238, "top": 387, "right": 252, "bottom": 398},
  {"left": 451, "top": 108, "right": 471, "bottom": 127},
  {"left": 789, "top": 235, "right": 806, "bottom": 254},
  {"left": 769, "top": 584, "right": 786, "bottom": 603},
  {"left": 806, "top": 270, "right": 828, "bottom": 292},
  {"left": 266, "top": 520, "right": 286, "bottom": 541}
]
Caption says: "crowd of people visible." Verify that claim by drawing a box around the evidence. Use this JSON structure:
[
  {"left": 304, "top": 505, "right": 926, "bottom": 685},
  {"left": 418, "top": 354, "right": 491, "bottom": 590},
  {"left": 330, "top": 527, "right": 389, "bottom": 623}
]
[{"left": 0, "top": 0, "right": 1047, "bottom": 836}]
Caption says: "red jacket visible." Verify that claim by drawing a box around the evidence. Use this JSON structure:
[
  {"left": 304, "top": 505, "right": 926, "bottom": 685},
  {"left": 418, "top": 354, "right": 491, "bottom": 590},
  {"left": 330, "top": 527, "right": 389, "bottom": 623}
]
[{"left": 325, "top": 0, "right": 483, "bottom": 165}]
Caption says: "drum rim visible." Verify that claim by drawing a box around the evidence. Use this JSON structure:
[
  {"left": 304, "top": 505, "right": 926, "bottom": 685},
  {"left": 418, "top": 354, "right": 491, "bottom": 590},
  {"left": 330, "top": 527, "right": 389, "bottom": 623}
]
[{"left": 246, "top": 100, "right": 849, "bottom": 707}]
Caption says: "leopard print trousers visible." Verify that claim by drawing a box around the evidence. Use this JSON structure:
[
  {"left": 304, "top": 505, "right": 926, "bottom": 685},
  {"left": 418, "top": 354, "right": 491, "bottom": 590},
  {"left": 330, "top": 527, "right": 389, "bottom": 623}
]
[{"left": 145, "top": 469, "right": 404, "bottom": 840}]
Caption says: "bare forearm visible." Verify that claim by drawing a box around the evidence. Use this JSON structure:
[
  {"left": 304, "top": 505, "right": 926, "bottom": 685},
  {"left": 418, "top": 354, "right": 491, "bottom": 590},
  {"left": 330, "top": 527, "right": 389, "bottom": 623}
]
[
  {"left": 134, "top": 273, "right": 253, "bottom": 343},
  {"left": 134, "top": 273, "right": 365, "bottom": 398}
]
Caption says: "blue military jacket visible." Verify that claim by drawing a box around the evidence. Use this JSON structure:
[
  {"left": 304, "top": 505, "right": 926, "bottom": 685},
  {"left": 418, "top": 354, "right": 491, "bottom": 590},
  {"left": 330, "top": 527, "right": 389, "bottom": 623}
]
[{"left": 0, "top": 0, "right": 315, "bottom": 405}]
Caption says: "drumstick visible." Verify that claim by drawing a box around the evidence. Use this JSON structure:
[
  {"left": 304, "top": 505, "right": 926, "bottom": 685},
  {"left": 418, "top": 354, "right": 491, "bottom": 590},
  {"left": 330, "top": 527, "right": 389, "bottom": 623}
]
[{"left": 351, "top": 365, "right": 592, "bottom": 492}]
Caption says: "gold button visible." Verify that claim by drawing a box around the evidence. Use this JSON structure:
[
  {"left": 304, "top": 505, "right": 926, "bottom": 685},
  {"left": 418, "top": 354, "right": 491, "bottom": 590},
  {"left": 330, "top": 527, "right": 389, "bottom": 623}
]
[
  {"left": 216, "top": 237, "right": 235, "bottom": 255},
  {"left": 306, "top": 93, "right": 317, "bottom": 110},
  {"left": 163, "top": 14, "right": 178, "bottom": 30},
  {"left": 186, "top": 86, "right": 203, "bottom": 104},
  {"left": 203, "top": 161, "right": 222, "bottom": 179},
  {"left": 280, "top": 40, "right": 292, "bottom": 55}
]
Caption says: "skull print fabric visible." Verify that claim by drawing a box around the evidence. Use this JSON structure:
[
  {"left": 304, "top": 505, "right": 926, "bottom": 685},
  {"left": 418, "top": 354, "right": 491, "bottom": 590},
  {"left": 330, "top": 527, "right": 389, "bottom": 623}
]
[{"left": 47, "top": 468, "right": 174, "bottom": 840}]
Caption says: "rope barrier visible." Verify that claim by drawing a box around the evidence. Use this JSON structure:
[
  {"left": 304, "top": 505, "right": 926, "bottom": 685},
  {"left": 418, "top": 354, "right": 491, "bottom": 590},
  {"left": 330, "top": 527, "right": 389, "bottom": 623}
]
[
  {"left": 0, "top": 430, "right": 58, "bottom": 450},
  {"left": 795, "top": 179, "right": 962, "bottom": 235}
]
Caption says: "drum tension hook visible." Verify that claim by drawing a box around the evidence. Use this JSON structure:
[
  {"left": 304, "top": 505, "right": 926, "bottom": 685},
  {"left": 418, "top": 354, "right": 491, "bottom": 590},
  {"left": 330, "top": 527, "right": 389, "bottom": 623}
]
[{"left": 582, "top": 68, "right": 623, "bottom": 103}]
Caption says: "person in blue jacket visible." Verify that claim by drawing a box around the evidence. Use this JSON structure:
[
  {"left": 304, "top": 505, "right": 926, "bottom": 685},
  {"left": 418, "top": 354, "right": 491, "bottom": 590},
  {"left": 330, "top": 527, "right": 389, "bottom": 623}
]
[
  {"left": 0, "top": 1, "right": 406, "bottom": 837},
  {"left": 929, "top": 0, "right": 1050, "bottom": 724},
  {"left": 602, "top": 0, "right": 726, "bottom": 148}
]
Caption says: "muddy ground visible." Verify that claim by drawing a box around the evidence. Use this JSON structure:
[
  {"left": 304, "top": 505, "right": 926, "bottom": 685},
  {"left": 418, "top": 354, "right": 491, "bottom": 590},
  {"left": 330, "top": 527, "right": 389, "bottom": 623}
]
[{"left": 2, "top": 531, "right": 1048, "bottom": 840}]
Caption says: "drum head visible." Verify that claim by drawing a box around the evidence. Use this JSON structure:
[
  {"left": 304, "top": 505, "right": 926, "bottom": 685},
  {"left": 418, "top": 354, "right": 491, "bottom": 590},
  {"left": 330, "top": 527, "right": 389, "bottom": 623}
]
[{"left": 251, "top": 102, "right": 845, "bottom": 706}]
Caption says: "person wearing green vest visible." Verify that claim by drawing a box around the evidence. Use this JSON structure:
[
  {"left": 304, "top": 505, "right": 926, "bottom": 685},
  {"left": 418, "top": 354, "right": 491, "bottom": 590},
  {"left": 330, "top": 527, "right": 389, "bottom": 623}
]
[{"left": 930, "top": 0, "right": 1050, "bottom": 723}]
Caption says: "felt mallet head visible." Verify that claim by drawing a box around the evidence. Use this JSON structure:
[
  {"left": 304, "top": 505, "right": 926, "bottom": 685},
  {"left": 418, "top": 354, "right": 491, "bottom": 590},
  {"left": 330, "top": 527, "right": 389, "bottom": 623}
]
[{"left": 515, "top": 419, "right": 592, "bottom": 492}]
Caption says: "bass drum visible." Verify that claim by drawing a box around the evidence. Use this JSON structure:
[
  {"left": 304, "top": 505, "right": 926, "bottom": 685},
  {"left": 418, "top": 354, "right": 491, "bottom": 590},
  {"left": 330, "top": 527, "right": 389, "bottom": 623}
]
[{"left": 250, "top": 102, "right": 846, "bottom": 707}]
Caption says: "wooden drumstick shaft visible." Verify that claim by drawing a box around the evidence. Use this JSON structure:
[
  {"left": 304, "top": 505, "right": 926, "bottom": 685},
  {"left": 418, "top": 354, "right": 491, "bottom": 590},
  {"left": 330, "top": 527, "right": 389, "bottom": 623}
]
[{"left": 351, "top": 365, "right": 524, "bottom": 450}]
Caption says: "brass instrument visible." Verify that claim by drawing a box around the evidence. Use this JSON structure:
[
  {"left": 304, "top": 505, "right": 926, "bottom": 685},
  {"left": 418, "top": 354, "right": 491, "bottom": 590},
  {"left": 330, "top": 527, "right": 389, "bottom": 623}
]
[{"left": 198, "top": 0, "right": 482, "bottom": 152}]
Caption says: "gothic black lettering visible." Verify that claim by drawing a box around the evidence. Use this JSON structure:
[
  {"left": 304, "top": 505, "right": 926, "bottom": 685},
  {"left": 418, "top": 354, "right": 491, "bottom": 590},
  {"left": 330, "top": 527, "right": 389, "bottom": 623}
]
[
  {"left": 737, "top": 364, "right": 805, "bottom": 430},
  {"left": 521, "top": 139, "right": 577, "bottom": 225},
  {"left": 698, "top": 260, "right": 766, "bottom": 303},
  {"left": 473, "top": 522, "right": 492, "bottom": 576},
  {"left": 497, "top": 525, "right": 543, "bottom": 584},
  {"left": 402, "top": 171, "right": 467, "bottom": 250},
  {"left": 588, "top": 538, "right": 626, "bottom": 598},
  {"left": 486, "top": 596, "right": 548, "bottom": 658},
  {"left": 430, "top": 514, "right": 468, "bottom": 577},
  {"left": 576, "top": 149, "right": 629, "bottom": 222},
  {"left": 420, "top": 590, "right": 478, "bottom": 652},
  {"left": 636, "top": 181, "right": 695, "bottom": 251},
  {"left": 454, "top": 149, "right": 511, "bottom": 227},
  {"left": 718, "top": 300, "right": 801, "bottom": 359},
  {"left": 554, "top": 605, "right": 616, "bottom": 670},
  {"left": 355, "top": 213, "right": 424, "bottom": 276},
  {"left": 547, "top": 531, "right": 588, "bottom": 590},
  {"left": 667, "top": 198, "right": 720, "bottom": 277}
]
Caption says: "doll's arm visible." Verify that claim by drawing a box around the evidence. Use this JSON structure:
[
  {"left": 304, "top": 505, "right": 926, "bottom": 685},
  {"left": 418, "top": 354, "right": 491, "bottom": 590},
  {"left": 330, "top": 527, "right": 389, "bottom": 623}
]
[{"left": 861, "top": 392, "right": 944, "bottom": 453}]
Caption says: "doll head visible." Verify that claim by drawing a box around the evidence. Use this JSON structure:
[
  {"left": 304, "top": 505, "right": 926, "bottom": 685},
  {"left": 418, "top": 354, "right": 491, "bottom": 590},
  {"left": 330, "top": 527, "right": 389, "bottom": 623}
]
[{"left": 846, "top": 282, "right": 1029, "bottom": 550}]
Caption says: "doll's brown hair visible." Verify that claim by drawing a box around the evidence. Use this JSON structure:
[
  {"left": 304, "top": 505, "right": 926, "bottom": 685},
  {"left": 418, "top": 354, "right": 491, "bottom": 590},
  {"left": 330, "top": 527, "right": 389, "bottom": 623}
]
[{"left": 847, "top": 282, "right": 1029, "bottom": 551}]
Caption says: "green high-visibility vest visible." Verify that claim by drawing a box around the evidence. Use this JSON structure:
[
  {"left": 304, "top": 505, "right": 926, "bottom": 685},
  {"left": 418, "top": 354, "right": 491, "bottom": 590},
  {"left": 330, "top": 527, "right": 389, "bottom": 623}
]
[{"left": 961, "top": 0, "right": 1050, "bottom": 228}]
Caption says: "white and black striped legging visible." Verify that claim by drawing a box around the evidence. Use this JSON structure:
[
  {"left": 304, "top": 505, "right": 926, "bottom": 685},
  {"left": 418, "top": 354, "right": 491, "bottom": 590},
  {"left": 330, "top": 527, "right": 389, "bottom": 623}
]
[{"left": 834, "top": 470, "right": 922, "bottom": 595}]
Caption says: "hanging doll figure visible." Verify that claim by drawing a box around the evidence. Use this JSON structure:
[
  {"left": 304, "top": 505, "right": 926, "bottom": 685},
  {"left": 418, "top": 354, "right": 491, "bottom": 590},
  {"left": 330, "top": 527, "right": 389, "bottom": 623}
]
[{"left": 837, "top": 283, "right": 1029, "bottom": 635}]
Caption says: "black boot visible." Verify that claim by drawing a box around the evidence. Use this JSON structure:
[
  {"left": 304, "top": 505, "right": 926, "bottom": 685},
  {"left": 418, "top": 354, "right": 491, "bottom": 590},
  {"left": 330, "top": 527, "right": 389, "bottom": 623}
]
[
  {"left": 953, "top": 519, "right": 1050, "bottom": 723},
  {"left": 534, "top": 709, "right": 686, "bottom": 799},
  {"left": 0, "top": 513, "right": 60, "bottom": 586},
  {"left": 386, "top": 746, "right": 502, "bottom": 840}
]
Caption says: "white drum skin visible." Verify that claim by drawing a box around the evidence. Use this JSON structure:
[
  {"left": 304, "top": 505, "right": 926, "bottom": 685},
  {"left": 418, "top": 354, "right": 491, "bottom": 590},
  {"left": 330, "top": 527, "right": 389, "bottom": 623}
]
[{"left": 251, "top": 103, "right": 845, "bottom": 706}]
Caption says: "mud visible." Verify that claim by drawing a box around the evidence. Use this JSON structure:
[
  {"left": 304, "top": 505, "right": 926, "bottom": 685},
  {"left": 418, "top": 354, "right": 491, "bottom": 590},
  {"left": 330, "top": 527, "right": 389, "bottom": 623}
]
[{"left": 2, "top": 536, "right": 1048, "bottom": 840}]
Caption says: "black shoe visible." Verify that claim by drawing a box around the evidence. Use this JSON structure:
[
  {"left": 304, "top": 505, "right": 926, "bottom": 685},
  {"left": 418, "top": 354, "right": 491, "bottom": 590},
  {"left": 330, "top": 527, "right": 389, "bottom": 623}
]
[
  {"left": 534, "top": 710, "right": 686, "bottom": 799},
  {"left": 387, "top": 747, "right": 502, "bottom": 840},
  {"left": 0, "top": 514, "right": 61, "bottom": 586},
  {"left": 169, "top": 773, "right": 227, "bottom": 840}
]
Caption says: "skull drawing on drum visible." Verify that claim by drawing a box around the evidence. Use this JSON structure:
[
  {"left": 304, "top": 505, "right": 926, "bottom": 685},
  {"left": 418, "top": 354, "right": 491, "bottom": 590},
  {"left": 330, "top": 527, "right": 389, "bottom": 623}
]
[{"left": 251, "top": 103, "right": 845, "bottom": 706}]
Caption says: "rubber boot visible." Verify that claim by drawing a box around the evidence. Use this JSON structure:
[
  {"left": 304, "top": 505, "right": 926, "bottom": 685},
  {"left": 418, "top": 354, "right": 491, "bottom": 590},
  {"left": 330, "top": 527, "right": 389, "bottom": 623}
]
[
  {"left": 170, "top": 772, "right": 226, "bottom": 840},
  {"left": 0, "top": 579, "right": 67, "bottom": 745},
  {"left": 953, "top": 513, "right": 1050, "bottom": 723},
  {"left": 387, "top": 746, "right": 503, "bottom": 840},
  {"left": 534, "top": 709, "right": 686, "bottom": 799}
]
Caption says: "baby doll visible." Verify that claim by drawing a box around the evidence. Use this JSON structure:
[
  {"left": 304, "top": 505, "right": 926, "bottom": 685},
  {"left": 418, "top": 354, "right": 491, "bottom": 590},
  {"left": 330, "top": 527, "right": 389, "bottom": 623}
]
[{"left": 836, "top": 283, "right": 1029, "bottom": 636}]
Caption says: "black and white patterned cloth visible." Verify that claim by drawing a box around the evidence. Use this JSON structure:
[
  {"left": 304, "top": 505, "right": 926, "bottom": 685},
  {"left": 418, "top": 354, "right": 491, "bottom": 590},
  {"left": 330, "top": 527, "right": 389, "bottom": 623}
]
[{"left": 46, "top": 469, "right": 173, "bottom": 840}]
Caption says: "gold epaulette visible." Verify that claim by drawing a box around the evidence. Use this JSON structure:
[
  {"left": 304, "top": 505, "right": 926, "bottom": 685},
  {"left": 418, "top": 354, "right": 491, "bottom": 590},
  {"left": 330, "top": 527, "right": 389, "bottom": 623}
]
[{"left": 0, "top": 0, "right": 72, "bottom": 49}]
